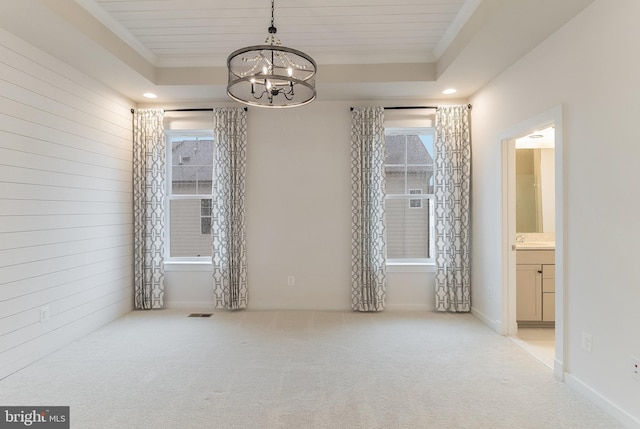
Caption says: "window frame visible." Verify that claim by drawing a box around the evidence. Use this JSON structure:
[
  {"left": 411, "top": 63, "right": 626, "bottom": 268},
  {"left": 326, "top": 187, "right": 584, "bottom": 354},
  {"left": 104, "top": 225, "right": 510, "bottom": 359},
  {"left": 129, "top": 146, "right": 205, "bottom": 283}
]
[
  {"left": 164, "top": 130, "right": 215, "bottom": 263},
  {"left": 384, "top": 127, "right": 435, "bottom": 266}
]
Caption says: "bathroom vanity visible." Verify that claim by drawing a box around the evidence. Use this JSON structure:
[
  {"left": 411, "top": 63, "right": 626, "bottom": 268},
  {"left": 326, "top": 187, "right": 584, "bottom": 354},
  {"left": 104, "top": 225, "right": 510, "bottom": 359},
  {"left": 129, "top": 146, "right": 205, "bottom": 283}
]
[{"left": 516, "top": 247, "right": 555, "bottom": 327}]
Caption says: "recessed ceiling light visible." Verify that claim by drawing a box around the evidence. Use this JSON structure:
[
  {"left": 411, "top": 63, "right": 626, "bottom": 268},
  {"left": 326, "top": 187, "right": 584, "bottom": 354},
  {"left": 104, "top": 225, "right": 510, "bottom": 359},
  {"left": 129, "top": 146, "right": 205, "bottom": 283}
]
[
  {"left": 143, "top": 92, "right": 158, "bottom": 99},
  {"left": 442, "top": 88, "right": 457, "bottom": 95},
  {"left": 529, "top": 134, "right": 543, "bottom": 138}
]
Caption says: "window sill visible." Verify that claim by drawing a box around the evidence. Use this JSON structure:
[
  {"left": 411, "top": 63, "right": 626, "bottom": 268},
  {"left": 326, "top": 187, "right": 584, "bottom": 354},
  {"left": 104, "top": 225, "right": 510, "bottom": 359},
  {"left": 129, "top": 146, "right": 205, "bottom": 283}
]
[
  {"left": 164, "top": 260, "right": 212, "bottom": 272},
  {"left": 386, "top": 262, "right": 435, "bottom": 273}
]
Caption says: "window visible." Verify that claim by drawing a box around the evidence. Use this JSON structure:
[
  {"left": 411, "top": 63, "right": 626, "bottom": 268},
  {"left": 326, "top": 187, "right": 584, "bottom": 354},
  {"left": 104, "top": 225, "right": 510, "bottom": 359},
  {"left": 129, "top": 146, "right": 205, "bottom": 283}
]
[
  {"left": 166, "top": 132, "right": 214, "bottom": 259},
  {"left": 200, "top": 199, "right": 212, "bottom": 235},
  {"left": 385, "top": 128, "right": 435, "bottom": 263},
  {"left": 408, "top": 189, "right": 422, "bottom": 209}
]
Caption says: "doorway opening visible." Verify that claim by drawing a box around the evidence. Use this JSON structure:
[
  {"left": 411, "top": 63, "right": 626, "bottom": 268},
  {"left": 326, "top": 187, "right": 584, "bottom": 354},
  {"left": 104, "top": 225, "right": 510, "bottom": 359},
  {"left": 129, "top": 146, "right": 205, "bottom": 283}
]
[{"left": 500, "top": 106, "right": 564, "bottom": 380}]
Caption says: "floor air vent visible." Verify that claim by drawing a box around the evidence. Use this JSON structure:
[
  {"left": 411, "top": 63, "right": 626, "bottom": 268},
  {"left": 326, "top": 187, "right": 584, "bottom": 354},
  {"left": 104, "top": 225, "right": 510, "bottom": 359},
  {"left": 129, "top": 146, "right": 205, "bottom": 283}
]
[{"left": 188, "top": 313, "right": 213, "bottom": 318}]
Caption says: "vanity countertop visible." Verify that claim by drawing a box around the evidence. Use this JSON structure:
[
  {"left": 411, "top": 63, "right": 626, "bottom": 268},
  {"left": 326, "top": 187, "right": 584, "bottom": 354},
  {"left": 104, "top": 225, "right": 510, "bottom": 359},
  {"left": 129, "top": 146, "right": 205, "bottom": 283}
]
[{"left": 515, "top": 241, "right": 555, "bottom": 250}]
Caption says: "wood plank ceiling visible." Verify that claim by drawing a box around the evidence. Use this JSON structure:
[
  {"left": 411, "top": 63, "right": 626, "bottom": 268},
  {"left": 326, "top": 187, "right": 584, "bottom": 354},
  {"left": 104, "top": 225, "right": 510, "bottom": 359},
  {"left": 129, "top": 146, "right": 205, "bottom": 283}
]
[{"left": 90, "top": 0, "right": 470, "bottom": 67}]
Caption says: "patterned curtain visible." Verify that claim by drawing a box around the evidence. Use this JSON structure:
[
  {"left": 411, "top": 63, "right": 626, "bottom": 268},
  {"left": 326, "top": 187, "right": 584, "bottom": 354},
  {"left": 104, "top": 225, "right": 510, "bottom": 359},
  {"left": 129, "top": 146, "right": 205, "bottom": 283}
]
[
  {"left": 434, "top": 105, "right": 471, "bottom": 312},
  {"left": 350, "top": 107, "right": 387, "bottom": 312},
  {"left": 212, "top": 108, "right": 248, "bottom": 310},
  {"left": 132, "top": 109, "right": 165, "bottom": 309}
]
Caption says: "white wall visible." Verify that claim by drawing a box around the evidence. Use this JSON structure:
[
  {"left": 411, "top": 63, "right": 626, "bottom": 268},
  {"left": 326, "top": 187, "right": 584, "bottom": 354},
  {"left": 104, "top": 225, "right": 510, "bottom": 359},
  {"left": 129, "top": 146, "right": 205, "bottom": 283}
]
[
  {"left": 161, "top": 101, "right": 446, "bottom": 311},
  {"left": 0, "top": 29, "right": 134, "bottom": 379},
  {"left": 470, "top": 0, "right": 640, "bottom": 425},
  {"left": 246, "top": 103, "right": 354, "bottom": 310}
]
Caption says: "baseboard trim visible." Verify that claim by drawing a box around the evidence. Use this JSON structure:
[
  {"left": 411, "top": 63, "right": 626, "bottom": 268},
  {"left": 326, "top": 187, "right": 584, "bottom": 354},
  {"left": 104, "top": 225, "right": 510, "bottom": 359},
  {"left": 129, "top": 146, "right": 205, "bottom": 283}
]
[
  {"left": 553, "top": 358, "right": 564, "bottom": 382},
  {"left": 471, "top": 306, "right": 501, "bottom": 333},
  {"left": 565, "top": 373, "right": 640, "bottom": 429},
  {"left": 166, "top": 301, "right": 432, "bottom": 312}
]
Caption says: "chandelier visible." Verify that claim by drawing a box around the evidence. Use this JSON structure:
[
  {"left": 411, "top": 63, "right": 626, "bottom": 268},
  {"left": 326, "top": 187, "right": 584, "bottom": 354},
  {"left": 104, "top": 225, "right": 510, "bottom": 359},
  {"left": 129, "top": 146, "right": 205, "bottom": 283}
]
[{"left": 226, "top": 0, "right": 317, "bottom": 108}]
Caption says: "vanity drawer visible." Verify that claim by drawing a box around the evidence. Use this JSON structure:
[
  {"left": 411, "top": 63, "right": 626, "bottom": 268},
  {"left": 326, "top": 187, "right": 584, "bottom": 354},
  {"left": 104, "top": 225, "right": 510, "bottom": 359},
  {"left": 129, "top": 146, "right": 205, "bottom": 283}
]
[
  {"left": 542, "top": 264, "right": 555, "bottom": 279},
  {"left": 516, "top": 250, "right": 555, "bottom": 265},
  {"left": 543, "top": 292, "right": 555, "bottom": 321}
]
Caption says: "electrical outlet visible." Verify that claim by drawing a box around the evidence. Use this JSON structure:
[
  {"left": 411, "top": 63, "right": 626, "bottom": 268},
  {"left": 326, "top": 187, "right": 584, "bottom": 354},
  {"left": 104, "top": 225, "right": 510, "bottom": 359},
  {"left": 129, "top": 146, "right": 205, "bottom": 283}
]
[
  {"left": 581, "top": 331, "right": 592, "bottom": 353},
  {"left": 40, "top": 306, "right": 50, "bottom": 322},
  {"left": 632, "top": 357, "right": 640, "bottom": 381},
  {"left": 287, "top": 276, "right": 295, "bottom": 286}
]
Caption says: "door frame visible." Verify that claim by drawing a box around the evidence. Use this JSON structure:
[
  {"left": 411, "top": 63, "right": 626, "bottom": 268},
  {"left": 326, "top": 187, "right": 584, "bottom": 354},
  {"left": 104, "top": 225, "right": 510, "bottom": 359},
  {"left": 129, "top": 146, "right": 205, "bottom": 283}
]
[{"left": 500, "top": 105, "right": 564, "bottom": 380}]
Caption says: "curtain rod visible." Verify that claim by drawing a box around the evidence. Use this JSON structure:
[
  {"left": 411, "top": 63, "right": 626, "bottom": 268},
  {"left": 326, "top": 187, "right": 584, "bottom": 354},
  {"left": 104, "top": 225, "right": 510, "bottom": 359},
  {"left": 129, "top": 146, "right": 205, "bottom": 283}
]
[
  {"left": 165, "top": 108, "right": 248, "bottom": 112},
  {"left": 349, "top": 104, "right": 472, "bottom": 111},
  {"left": 130, "top": 107, "right": 247, "bottom": 113}
]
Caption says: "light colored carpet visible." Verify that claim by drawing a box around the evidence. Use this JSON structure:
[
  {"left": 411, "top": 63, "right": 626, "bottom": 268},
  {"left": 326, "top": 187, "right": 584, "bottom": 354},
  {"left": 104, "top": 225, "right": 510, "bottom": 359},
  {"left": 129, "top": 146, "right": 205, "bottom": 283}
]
[{"left": 0, "top": 310, "right": 622, "bottom": 429}]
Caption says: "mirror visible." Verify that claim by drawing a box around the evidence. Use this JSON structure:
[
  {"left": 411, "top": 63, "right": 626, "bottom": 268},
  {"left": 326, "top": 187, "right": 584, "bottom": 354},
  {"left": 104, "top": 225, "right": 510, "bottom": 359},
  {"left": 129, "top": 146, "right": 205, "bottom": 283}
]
[{"left": 515, "top": 127, "right": 555, "bottom": 233}]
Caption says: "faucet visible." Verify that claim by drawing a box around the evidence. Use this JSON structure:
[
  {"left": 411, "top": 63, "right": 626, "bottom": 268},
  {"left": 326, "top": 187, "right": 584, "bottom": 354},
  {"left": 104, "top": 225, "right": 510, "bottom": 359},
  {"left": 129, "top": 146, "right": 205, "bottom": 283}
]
[{"left": 516, "top": 234, "right": 526, "bottom": 243}]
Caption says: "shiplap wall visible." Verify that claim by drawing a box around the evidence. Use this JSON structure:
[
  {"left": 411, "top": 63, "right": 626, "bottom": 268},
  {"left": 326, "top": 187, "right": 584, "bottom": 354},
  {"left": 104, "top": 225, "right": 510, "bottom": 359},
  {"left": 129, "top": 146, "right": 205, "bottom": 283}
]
[{"left": 0, "top": 28, "right": 133, "bottom": 379}]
